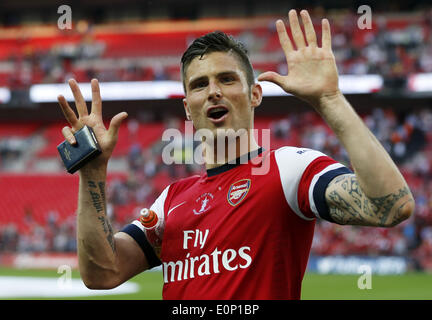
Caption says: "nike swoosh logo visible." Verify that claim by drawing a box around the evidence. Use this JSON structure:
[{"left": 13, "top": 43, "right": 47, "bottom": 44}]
[{"left": 168, "top": 201, "right": 187, "bottom": 216}]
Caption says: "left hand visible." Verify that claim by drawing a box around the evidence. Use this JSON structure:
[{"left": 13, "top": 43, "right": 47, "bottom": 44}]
[{"left": 258, "top": 9, "right": 340, "bottom": 108}]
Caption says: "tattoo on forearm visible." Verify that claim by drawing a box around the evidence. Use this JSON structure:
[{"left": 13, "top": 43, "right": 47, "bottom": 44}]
[
  {"left": 327, "top": 175, "right": 411, "bottom": 226},
  {"left": 98, "top": 182, "right": 106, "bottom": 212},
  {"left": 88, "top": 180, "right": 97, "bottom": 188},
  {"left": 89, "top": 190, "right": 103, "bottom": 213},
  {"left": 97, "top": 216, "right": 115, "bottom": 252},
  {"left": 88, "top": 181, "right": 104, "bottom": 213},
  {"left": 88, "top": 180, "right": 115, "bottom": 252}
]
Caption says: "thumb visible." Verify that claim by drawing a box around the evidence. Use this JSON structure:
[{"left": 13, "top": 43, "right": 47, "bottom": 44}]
[
  {"left": 258, "top": 71, "right": 295, "bottom": 95},
  {"left": 108, "top": 111, "right": 128, "bottom": 139},
  {"left": 257, "top": 71, "right": 286, "bottom": 86}
]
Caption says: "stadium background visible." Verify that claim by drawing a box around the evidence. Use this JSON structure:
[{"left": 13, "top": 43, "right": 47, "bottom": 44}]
[{"left": 1, "top": 0, "right": 432, "bottom": 299}]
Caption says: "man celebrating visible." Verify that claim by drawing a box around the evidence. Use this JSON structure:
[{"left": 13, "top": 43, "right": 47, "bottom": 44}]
[{"left": 57, "top": 10, "right": 414, "bottom": 299}]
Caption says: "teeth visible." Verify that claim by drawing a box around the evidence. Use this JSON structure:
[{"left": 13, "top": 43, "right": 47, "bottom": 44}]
[{"left": 209, "top": 107, "right": 227, "bottom": 114}]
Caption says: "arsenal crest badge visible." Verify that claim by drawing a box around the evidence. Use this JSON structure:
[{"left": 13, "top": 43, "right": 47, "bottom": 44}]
[{"left": 227, "top": 179, "right": 251, "bottom": 206}]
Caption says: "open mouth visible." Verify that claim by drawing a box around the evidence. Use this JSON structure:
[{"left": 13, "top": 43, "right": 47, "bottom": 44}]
[{"left": 207, "top": 106, "right": 229, "bottom": 122}]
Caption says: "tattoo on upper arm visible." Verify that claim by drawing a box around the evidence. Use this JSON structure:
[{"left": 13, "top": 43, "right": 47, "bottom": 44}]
[
  {"left": 88, "top": 180, "right": 116, "bottom": 252},
  {"left": 326, "top": 174, "right": 411, "bottom": 226}
]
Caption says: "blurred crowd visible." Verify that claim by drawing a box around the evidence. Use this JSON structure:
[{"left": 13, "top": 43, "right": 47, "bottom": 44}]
[
  {"left": 2, "top": 7, "right": 432, "bottom": 271},
  {"left": 5, "top": 8, "right": 432, "bottom": 88},
  {"left": 0, "top": 210, "right": 77, "bottom": 253},
  {"left": 300, "top": 107, "right": 432, "bottom": 271},
  {"left": 330, "top": 9, "right": 432, "bottom": 77},
  {"left": 1, "top": 106, "right": 432, "bottom": 271}
]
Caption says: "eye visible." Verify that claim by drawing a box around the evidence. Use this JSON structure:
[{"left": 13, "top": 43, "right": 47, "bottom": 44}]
[
  {"left": 220, "top": 75, "right": 235, "bottom": 83},
  {"left": 191, "top": 80, "right": 208, "bottom": 90}
]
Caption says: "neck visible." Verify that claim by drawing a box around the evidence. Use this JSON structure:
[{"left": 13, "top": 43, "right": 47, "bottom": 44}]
[{"left": 203, "top": 129, "right": 260, "bottom": 170}]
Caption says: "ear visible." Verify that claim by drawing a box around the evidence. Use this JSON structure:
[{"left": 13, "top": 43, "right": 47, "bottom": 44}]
[
  {"left": 183, "top": 98, "right": 191, "bottom": 120},
  {"left": 250, "top": 83, "right": 263, "bottom": 109}
]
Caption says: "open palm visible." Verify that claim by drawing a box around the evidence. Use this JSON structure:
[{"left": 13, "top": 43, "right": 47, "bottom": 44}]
[
  {"left": 258, "top": 10, "right": 340, "bottom": 108},
  {"left": 57, "top": 79, "right": 128, "bottom": 167}
]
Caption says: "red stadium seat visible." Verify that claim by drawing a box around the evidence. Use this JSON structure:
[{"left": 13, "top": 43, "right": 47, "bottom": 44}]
[
  {"left": 0, "top": 173, "right": 127, "bottom": 234},
  {"left": 112, "top": 122, "right": 165, "bottom": 157},
  {"left": 0, "top": 123, "right": 41, "bottom": 139},
  {"left": 36, "top": 123, "right": 66, "bottom": 158}
]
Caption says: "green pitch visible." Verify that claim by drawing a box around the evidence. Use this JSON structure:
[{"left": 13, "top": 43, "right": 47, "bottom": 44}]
[
  {"left": 301, "top": 272, "right": 432, "bottom": 300},
  {"left": 1, "top": 267, "right": 431, "bottom": 300}
]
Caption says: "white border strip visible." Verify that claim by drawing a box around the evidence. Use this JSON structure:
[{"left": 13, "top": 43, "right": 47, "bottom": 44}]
[{"left": 27, "top": 75, "right": 384, "bottom": 103}]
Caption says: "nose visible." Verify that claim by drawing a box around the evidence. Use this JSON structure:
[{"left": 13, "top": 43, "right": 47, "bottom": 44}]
[{"left": 208, "top": 80, "right": 222, "bottom": 102}]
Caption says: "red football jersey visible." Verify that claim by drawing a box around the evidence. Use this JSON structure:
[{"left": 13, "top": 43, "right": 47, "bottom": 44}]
[{"left": 122, "top": 146, "right": 351, "bottom": 299}]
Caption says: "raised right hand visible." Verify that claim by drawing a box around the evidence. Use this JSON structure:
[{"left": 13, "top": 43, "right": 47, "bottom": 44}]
[{"left": 57, "top": 78, "right": 128, "bottom": 169}]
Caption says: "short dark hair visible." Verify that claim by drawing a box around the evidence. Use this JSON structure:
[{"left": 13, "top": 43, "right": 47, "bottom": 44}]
[{"left": 181, "top": 31, "right": 255, "bottom": 93}]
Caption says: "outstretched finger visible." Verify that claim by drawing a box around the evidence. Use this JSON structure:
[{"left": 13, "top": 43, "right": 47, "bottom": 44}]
[
  {"left": 107, "top": 112, "right": 128, "bottom": 140},
  {"left": 300, "top": 10, "right": 317, "bottom": 47},
  {"left": 275, "top": 20, "right": 293, "bottom": 57},
  {"left": 322, "top": 18, "right": 332, "bottom": 50},
  {"left": 58, "top": 94, "right": 81, "bottom": 129},
  {"left": 288, "top": 9, "right": 306, "bottom": 49},
  {"left": 90, "top": 79, "right": 102, "bottom": 117},
  {"left": 68, "top": 79, "right": 89, "bottom": 117}
]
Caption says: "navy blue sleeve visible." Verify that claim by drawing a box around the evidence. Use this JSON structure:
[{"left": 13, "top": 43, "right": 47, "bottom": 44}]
[
  {"left": 120, "top": 224, "right": 162, "bottom": 268},
  {"left": 313, "top": 167, "right": 353, "bottom": 224}
]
